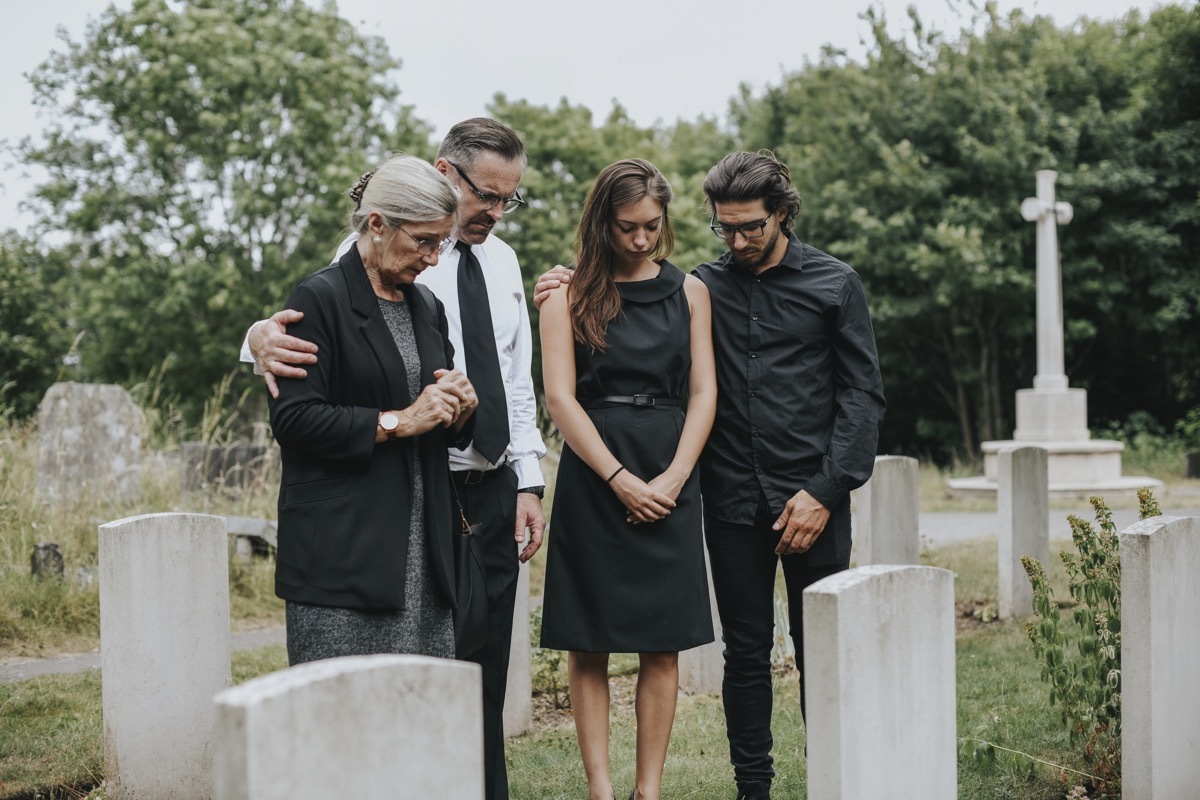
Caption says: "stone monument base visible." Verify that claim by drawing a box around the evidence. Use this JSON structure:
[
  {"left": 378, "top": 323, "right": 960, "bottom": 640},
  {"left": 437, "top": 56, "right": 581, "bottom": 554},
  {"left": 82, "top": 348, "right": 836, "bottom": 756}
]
[{"left": 946, "top": 438, "right": 1163, "bottom": 499}]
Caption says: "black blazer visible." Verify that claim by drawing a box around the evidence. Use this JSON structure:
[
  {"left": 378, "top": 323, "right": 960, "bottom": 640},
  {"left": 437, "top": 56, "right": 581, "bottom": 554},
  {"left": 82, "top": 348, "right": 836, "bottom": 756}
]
[{"left": 269, "top": 244, "right": 461, "bottom": 611}]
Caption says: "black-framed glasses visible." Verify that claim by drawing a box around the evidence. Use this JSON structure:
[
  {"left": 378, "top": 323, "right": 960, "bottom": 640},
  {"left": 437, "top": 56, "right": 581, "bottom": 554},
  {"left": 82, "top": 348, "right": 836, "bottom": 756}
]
[
  {"left": 710, "top": 215, "right": 772, "bottom": 241},
  {"left": 399, "top": 226, "right": 453, "bottom": 256},
  {"left": 449, "top": 162, "right": 526, "bottom": 213}
]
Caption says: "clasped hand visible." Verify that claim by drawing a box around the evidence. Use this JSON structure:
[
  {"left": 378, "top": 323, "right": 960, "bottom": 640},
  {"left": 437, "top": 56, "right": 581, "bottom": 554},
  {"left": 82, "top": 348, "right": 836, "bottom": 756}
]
[
  {"left": 404, "top": 369, "right": 476, "bottom": 434},
  {"left": 610, "top": 469, "right": 682, "bottom": 525}
]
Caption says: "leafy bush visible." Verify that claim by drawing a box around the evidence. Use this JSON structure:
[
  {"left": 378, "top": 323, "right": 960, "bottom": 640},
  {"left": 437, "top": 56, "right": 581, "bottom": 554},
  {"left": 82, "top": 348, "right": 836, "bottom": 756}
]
[{"left": 1021, "top": 489, "right": 1162, "bottom": 795}]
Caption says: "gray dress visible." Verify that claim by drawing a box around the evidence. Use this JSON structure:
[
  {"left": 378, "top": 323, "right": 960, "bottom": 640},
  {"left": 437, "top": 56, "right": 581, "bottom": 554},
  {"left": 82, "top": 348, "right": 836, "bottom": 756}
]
[{"left": 285, "top": 296, "right": 455, "bottom": 664}]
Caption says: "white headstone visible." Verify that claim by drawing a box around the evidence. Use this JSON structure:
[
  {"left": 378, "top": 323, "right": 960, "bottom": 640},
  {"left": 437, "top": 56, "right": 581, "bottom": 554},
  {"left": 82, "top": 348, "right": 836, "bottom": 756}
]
[
  {"left": 504, "top": 559, "right": 532, "bottom": 737},
  {"left": 997, "top": 446, "right": 1049, "bottom": 619},
  {"left": 804, "top": 565, "right": 956, "bottom": 799},
  {"left": 99, "top": 513, "right": 231, "bottom": 798},
  {"left": 37, "top": 382, "right": 143, "bottom": 504},
  {"left": 213, "top": 654, "right": 484, "bottom": 800},
  {"left": 854, "top": 455, "right": 919, "bottom": 566},
  {"left": 678, "top": 543, "right": 723, "bottom": 694},
  {"left": 1119, "top": 515, "right": 1200, "bottom": 799}
]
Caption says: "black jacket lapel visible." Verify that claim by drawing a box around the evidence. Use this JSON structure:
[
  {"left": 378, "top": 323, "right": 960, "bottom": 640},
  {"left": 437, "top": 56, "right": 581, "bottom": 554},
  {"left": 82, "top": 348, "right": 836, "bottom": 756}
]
[{"left": 340, "top": 244, "right": 412, "bottom": 407}]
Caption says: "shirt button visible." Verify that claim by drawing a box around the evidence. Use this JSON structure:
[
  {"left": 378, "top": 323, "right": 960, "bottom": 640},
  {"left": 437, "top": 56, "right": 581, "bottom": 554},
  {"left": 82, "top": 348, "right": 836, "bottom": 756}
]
[
  {"left": 750, "top": 353, "right": 757, "bottom": 358},
  {"left": 751, "top": 314, "right": 759, "bottom": 321},
  {"left": 755, "top": 465, "right": 763, "bottom": 474}
]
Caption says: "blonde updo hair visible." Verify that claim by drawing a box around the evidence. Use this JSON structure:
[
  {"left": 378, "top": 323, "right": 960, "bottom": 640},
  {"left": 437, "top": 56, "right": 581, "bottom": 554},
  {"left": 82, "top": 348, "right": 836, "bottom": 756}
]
[{"left": 348, "top": 154, "right": 460, "bottom": 233}]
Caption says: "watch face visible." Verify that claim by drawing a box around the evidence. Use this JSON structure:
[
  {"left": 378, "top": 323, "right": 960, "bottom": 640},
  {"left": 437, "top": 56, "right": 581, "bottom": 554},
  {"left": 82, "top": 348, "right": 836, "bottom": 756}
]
[{"left": 380, "top": 412, "right": 400, "bottom": 432}]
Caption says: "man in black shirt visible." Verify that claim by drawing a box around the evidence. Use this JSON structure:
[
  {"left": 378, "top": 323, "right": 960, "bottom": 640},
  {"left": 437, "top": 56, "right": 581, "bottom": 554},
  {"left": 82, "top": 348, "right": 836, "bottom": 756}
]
[{"left": 535, "top": 151, "right": 885, "bottom": 800}]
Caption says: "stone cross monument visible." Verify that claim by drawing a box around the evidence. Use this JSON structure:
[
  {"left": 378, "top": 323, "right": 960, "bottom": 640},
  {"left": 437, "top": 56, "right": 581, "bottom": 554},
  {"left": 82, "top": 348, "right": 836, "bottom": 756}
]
[
  {"left": 1013, "top": 170, "right": 1089, "bottom": 443},
  {"left": 946, "top": 170, "right": 1161, "bottom": 498},
  {"left": 1020, "top": 170, "right": 1073, "bottom": 392}
]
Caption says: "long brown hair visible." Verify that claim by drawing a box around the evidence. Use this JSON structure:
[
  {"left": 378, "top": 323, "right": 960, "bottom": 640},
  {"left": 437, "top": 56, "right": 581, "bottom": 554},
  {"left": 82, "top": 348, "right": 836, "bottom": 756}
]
[{"left": 569, "top": 159, "right": 675, "bottom": 350}]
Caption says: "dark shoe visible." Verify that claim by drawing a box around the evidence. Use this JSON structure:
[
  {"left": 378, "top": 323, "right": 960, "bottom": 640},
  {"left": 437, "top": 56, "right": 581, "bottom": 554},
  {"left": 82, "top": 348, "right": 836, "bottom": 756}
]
[{"left": 735, "top": 781, "right": 771, "bottom": 800}]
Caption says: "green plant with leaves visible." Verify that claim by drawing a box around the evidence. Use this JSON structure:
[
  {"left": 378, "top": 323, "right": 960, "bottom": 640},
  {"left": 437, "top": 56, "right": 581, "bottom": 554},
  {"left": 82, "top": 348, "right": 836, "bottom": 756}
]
[
  {"left": 1021, "top": 488, "right": 1162, "bottom": 793},
  {"left": 528, "top": 604, "right": 570, "bottom": 711}
]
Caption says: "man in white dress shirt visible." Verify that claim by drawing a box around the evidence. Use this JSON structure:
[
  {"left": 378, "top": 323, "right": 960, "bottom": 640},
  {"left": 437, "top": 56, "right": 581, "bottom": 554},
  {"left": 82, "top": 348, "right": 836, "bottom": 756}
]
[{"left": 243, "top": 118, "right": 545, "bottom": 800}]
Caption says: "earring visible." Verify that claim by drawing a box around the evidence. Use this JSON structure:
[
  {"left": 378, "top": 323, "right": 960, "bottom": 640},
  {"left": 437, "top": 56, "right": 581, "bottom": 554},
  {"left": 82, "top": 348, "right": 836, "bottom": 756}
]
[{"left": 373, "top": 236, "right": 382, "bottom": 244}]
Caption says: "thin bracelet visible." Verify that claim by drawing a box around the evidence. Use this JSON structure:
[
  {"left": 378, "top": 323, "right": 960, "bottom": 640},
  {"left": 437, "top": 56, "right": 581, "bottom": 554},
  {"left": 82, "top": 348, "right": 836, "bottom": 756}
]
[{"left": 606, "top": 466, "right": 625, "bottom": 483}]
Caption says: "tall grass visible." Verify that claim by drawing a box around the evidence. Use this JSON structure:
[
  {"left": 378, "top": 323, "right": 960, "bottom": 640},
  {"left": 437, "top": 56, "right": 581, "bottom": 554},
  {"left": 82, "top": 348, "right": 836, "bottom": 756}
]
[{"left": 0, "top": 374, "right": 284, "bottom": 659}]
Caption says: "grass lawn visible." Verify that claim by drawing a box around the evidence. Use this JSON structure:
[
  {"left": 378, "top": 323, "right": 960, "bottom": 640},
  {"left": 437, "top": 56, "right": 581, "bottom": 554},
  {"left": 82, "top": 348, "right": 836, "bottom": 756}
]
[
  {"left": 3, "top": 422, "right": 1185, "bottom": 798},
  {"left": 2, "top": 539, "right": 1104, "bottom": 800}
]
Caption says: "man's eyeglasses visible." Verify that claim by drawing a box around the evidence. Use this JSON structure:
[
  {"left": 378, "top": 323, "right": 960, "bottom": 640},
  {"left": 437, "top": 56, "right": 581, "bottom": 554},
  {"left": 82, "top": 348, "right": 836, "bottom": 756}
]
[
  {"left": 449, "top": 162, "right": 526, "bottom": 213},
  {"left": 399, "top": 226, "right": 453, "bottom": 256},
  {"left": 710, "top": 216, "right": 772, "bottom": 241}
]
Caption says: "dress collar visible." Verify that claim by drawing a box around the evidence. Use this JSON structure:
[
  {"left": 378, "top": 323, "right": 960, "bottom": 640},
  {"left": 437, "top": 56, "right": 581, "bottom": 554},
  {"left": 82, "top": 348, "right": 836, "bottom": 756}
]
[{"left": 615, "top": 260, "right": 686, "bottom": 304}]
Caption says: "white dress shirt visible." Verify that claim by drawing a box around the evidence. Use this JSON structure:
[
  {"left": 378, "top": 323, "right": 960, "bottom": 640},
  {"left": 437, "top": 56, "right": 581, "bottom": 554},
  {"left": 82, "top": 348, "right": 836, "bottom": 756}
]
[{"left": 242, "top": 231, "right": 546, "bottom": 489}]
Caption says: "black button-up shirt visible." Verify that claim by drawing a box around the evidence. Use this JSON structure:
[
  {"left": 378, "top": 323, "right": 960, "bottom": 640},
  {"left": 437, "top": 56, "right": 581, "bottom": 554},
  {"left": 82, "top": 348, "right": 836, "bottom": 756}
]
[{"left": 694, "top": 232, "right": 886, "bottom": 525}]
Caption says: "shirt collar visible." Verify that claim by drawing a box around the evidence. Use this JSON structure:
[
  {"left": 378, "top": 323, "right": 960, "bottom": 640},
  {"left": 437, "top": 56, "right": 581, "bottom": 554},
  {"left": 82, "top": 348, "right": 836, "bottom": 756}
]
[{"left": 717, "top": 230, "right": 806, "bottom": 276}]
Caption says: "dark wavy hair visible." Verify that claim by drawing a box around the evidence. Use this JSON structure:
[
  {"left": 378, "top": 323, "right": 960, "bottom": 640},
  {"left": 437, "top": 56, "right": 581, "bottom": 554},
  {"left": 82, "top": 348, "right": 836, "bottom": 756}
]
[
  {"left": 702, "top": 150, "right": 802, "bottom": 231},
  {"left": 569, "top": 159, "right": 675, "bottom": 350},
  {"left": 437, "top": 117, "right": 527, "bottom": 170}
]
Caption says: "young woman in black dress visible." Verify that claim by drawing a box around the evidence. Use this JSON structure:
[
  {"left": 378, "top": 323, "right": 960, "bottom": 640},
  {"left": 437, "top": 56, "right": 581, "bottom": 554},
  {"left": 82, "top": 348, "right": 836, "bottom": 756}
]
[{"left": 539, "top": 159, "right": 717, "bottom": 800}]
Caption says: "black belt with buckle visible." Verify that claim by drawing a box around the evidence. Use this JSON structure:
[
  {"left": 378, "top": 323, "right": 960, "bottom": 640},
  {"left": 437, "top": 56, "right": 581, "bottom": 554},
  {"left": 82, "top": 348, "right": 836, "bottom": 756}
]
[
  {"left": 452, "top": 457, "right": 507, "bottom": 486},
  {"left": 453, "top": 469, "right": 497, "bottom": 486},
  {"left": 582, "top": 395, "right": 680, "bottom": 408}
]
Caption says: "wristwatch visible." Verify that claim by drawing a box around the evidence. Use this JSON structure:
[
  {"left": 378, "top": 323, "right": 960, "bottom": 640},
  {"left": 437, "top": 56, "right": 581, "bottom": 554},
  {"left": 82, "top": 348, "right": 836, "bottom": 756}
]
[
  {"left": 379, "top": 411, "right": 401, "bottom": 439},
  {"left": 518, "top": 485, "right": 545, "bottom": 499}
]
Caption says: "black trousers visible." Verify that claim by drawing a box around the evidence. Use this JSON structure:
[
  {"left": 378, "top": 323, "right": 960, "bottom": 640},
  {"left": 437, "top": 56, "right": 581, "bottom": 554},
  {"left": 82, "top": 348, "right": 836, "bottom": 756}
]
[
  {"left": 704, "top": 496, "right": 850, "bottom": 789},
  {"left": 453, "top": 466, "right": 519, "bottom": 800}
]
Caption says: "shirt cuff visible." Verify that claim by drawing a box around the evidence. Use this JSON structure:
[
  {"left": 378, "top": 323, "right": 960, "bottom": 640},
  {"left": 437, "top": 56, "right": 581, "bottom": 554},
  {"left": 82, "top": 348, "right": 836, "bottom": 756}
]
[
  {"left": 804, "top": 473, "right": 846, "bottom": 513},
  {"left": 508, "top": 454, "right": 544, "bottom": 491},
  {"left": 239, "top": 332, "right": 263, "bottom": 375}
]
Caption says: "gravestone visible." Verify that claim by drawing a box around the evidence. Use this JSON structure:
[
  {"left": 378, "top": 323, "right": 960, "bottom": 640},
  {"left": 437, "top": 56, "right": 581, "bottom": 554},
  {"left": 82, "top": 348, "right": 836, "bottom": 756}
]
[
  {"left": 504, "top": 559, "right": 532, "bottom": 736},
  {"left": 223, "top": 516, "right": 278, "bottom": 562},
  {"left": 213, "top": 654, "right": 484, "bottom": 800},
  {"left": 36, "top": 382, "right": 142, "bottom": 504},
  {"left": 30, "top": 542, "right": 64, "bottom": 580},
  {"left": 997, "top": 446, "right": 1049, "bottom": 619},
  {"left": 181, "top": 441, "right": 272, "bottom": 495},
  {"left": 854, "top": 455, "right": 919, "bottom": 566},
  {"left": 99, "top": 513, "right": 230, "bottom": 799},
  {"left": 678, "top": 544, "right": 723, "bottom": 694},
  {"left": 804, "top": 565, "right": 956, "bottom": 799},
  {"left": 1120, "top": 515, "right": 1200, "bottom": 799}
]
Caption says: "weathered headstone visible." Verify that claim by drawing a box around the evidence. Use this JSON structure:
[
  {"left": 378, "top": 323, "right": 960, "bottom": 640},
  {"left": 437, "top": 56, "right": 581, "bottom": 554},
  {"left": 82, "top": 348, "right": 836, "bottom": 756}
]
[
  {"left": 997, "top": 446, "right": 1049, "bottom": 619},
  {"left": 804, "top": 565, "right": 956, "bottom": 799},
  {"left": 678, "top": 543, "right": 723, "bottom": 694},
  {"left": 30, "top": 542, "right": 64, "bottom": 580},
  {"left": 1120, "top": 515, "right": 1200, "bottom": 799},
  {"left": 213, "top": 654, "right": 484, "bottom": 800},
  {"left": 36, "top": 382, "right": 142, "bottom": 504},
  {"left": 504, "top": 559, "right": 532, "bottom": 737},
  {"left": 181, "top": 442, "right": 272, "bottom": 495},
  {"left": 99, "top": 513, "right": 230, "bottom": 799},
  {"left": 854, "top": 455, "right": 919, "bottom": 565},
  {"left": 223, "top": 516, "right": 278, "bottom": 563}
]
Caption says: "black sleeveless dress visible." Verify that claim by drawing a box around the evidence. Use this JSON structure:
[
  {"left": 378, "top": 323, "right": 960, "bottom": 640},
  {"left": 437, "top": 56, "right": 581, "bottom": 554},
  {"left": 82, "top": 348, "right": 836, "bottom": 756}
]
[{"left": 540, "top": 261, "right": 714, "bottom": 653}]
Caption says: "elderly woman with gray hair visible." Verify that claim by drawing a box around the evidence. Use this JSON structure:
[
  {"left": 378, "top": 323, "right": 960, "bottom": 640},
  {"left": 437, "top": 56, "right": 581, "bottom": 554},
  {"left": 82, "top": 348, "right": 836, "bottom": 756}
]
[{"left": 269, "top": 154, "right": 477, "bottom": 664}]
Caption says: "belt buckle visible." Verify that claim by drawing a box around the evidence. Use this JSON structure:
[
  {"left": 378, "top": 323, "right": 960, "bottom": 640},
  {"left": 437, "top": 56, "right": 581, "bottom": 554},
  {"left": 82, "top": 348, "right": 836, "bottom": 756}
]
[
  {"left": 632, "top": 394, "right": 655, "bottom": 407},
  {"left": 464, "top": 470, "right": 485, "bottom": 485}
]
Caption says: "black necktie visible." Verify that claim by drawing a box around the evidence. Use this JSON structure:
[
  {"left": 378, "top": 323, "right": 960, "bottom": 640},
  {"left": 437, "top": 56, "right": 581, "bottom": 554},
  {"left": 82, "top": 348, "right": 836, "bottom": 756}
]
[{"left": 455, "top": 241, "right": 509, "bottom": 463}]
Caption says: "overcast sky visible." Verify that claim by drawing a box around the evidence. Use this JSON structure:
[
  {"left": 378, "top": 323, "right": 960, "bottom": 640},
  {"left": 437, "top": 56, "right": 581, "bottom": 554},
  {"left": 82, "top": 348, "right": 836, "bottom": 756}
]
[{"left": 0, "top": 0, "right": 1167, "bottom": 232}]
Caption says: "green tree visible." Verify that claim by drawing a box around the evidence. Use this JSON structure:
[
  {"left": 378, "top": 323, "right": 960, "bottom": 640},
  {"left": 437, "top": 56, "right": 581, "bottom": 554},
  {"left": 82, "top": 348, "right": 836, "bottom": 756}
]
[
  {"left": 18, "top": 0, "right": 432, "bottom": 424},
  {"left": 0, "top": 233, "right": 77, "bottom": 419},
  {"left": 730, "top": 5, "right": 1197, "bottom": 461}
]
